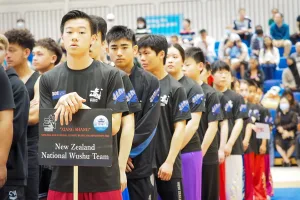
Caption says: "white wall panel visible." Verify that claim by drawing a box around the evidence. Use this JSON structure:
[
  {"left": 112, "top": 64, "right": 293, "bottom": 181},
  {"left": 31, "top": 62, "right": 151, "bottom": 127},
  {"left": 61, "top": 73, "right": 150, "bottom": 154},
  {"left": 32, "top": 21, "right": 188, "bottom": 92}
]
[
  {"left": 70, "top": 6, "right": 111, "bottom": 18},
  {"left": 0, "top": 12, "right": 21, "bottom": 33}
]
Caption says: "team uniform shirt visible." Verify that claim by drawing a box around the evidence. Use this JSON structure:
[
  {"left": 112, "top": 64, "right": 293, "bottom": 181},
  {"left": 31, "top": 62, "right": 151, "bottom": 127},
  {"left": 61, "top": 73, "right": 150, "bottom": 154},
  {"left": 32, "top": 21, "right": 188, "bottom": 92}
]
[
  {"left": 127, "top": 65, "right": 161, "bottom": 179},
  {"left": 39, "top": 60, "right": 128, "bottom": 193},
  {"left": 222, "top": 90, "right": 248, "bottom": 155},
  {"left": 155, "top": 74, "right": 191, "bottom": 179},
  {"left": 199, "top": 83, "right": 223, "bottom": 165},
  {"left": 180, "top": 76, "right": 206, "bottom": 154},
  {"left": 0, "top": 67, "right": 15, "bottom": 111}
]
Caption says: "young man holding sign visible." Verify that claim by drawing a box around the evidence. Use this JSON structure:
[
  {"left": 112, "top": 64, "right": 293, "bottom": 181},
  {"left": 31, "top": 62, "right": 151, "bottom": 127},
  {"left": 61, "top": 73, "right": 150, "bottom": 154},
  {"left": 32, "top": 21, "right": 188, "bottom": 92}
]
[{"left": 39, "top": 10, "right": 128, "bottom": 200}]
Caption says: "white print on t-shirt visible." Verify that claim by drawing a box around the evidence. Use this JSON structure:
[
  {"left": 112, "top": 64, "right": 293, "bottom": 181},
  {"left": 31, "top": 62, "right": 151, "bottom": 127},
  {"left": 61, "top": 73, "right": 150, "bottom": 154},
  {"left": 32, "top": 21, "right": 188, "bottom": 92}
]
[
  {"left": 90, "top": 88, "right": 102, "bottom": 102},
  {"left": 160, "top": 95, "right": 169, "bottom": 106},
  {"left": 43, "top": 114, "right": 56, "bottom": 132},
  {"left": 225, "top": 100, "right": 233, "bottom": 112},
  {"left": 8, "top": 190, "right": 17, "bottom": 200}
]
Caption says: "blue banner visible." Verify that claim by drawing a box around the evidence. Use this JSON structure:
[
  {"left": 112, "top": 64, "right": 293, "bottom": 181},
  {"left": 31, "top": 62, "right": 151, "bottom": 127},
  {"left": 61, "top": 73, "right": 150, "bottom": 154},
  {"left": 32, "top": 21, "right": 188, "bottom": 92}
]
[{"left": 145, "top": 14, "right": 182, "bottom": 36}]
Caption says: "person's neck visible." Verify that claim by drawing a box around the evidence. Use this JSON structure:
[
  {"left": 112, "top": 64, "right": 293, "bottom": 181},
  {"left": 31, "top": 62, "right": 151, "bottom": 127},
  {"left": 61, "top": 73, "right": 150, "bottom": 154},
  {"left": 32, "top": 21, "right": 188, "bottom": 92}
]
[
  {"left": 194, "top": 75, "right": 204, "bottom": 86},
  {"left": 67, "top": 52, "right": 93, "bottom": 70},
  {"left": 170, "top": 71, "right": 184, "bottom": 81},
  {"left": 151, "top": 65, "right": 168, "bottom": 80},
  {"left": 250, "top": 68, "right": 258, "bottom": 72},
  {"left": 13, "top": 62, "right": 33, "bottom": 78},
  {"left": 185, "top": 27, "right": 191, "bottom": 32},
  {"left": 39, "top": 64, "right": 55, "bottom": 74},
  {"left": 116, "top": 62, "right": 134, "bottom": 76},
  {"left": 240, "top": 16, "right": 245, "bottom": 21},
  {"left": 214, "top": 84, "right": 227, "bottom": 92},
  {"left": 277, "top": 22, "right": 283, "bottom": 27}
]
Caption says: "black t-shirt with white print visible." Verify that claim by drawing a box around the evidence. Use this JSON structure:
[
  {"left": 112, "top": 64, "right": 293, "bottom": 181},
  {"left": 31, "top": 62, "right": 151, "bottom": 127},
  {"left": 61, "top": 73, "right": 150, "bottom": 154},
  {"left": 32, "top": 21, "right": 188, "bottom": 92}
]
[
  {"left": 199, "top": 83, "right": 223, "bottom": 165},
  {"left": 155, "top": 74, "right": 191, "bottom": 178},
  {"left": 0, "top": 67, "right": 15, "bottom": 111},
  {"left": 255, "top": 104, "right": 271, "bottom": 154},
  {"left": 222, "top": 89, "right": 248, "bottom": 155},
  {"left": 39, "top": 60, "right": 128, "bottom": 193},
  {"left": 243, "top": 103, "right": 256, "bottom": 154},
  {"left": 180, "top": 76, "right": 205, "bottom": 154}
]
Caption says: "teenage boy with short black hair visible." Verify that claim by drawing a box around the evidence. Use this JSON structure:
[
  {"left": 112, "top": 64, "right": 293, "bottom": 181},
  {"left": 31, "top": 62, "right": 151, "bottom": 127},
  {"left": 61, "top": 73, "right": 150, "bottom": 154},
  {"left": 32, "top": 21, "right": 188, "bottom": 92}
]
[
  {"left": 184, "top": 47, "right": 227, "bottom": 200},
  {"left": 40, "top": 10, "right": 128, "bottom": 200},
  {"left": 33, "top": 38, "right": 62, "bottom": 73},
  {"left": 211, "top": 60, "right": 248, "bottom": 200},
  {"left": 106, "top": 26, "right": 161, "bottom": 200},
  {"left": 138, "top": 35, "right": 191, "bottom": 200},
  {"left": 4, "top": 28, "right": 40, "bottom": 200}
]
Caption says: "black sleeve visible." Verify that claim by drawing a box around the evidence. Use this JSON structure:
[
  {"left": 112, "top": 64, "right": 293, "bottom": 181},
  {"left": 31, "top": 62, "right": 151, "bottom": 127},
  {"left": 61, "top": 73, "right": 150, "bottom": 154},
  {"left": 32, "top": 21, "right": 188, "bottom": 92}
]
[
  {"left": 122, "top": 74, "right": 141, "bottom": 116},
  {"left": 173, "top": 87, "right": 191, "bottom": 123},
  {"left": 248, "top": 18, "right": 252, "bottom": 29},
  {"left": 220, "top": 94, "right": 231, "bottom": 120},
  {"left": 233, "top": 20, "right": 238, "bottom": 30},
  {"left": 0, "top": 67, "right": 15, "bottom": 110},
  {"left": 233, "top": 95, "right": 248, "bottom": 120},
  {"left": 207, "top": 92, "right": 223, "bottom": 123},
  {"left": 106, "top": 70, "right": 129, "bottom": 114},
  {"left": 258, "top": 70, "right": 265, "bottom": 86},
  {"left": 39, "top": 74, "right": 54, "bottom": 109},
  {"left": 188, "top": 85, "right": 205, "bottom": 113},
  {"left": 282, "top": 112, "right": 298, "bottom": 130},
  {"left": 297, "top": 15, "right": 300, "bottom": 22}
]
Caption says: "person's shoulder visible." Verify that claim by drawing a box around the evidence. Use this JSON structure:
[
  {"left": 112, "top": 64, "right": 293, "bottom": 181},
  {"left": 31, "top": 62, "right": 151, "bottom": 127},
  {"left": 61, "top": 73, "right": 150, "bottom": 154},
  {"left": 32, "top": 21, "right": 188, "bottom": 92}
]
[
  {"left": 283, "top": 23, "right": 290, "bottom": 28},
  {"left": 136, "top": 66, "right": 158, "bottom": 82},
  {"left": 43, "top": 62, "right": 66, "bottom": 78},
  {"left": 290, "top": 52, "right": 297, "bottom": 58},
  {"left": 169, "top": 75, "right": 183, "bottom": 90}
]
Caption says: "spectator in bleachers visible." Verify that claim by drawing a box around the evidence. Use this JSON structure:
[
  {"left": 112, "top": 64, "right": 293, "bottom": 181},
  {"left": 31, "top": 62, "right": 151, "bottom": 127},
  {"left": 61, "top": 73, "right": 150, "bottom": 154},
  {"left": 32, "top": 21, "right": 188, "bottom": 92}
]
[
  {"left": 180, "top": 18, "right": 195, "bottom": 48},
  {"left": 282, "top": 89, "right": 300, "bottom": 114},
  {"left": 268, "top": 8, "right": 279, "bottom": 26},
  {"left": 282, "top": 57, "right": 300, "bottom": 91},
  {"left": 194, "top": 29, "right": 216, "bottom": 64},
  {"left": 135, "top": 17, "right": 151, "bottom": 41},
  {"left": 218, "top": 32, "right": 240, "bottom": 61},
  {"left": 270, "top": 13, "right": 292, "bottom": 57},
  {"left": 224, "top": 37, "right": 249, "bottom": 78},
  {"left": 290, "top": 42, "right": 300, "bottom": 67},
  {"left": 290, "top": 15, "right": 300, "bottom": 45},
  {"left": 231, "top": 8, "right": 253, "bottom": 46},
  {"left": 259, "top": 36, "right": 280, "bottom": 80},
  {"left": 250, "top": 25, "right": 265, "bottom": 58},
  {"left": 244, "top": 57, "right": 265, "bottom": 88},
  {"left": 170, "top": 35, "right": 179, "bottom": 45},
  {"left": 275, "top": 95, "right": 298, "bottom": 167}
]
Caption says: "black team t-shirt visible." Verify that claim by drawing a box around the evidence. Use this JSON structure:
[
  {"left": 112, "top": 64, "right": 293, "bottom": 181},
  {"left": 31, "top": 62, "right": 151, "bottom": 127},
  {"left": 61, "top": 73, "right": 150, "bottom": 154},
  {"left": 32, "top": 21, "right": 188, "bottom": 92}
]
[
  {"left": 179, "top": 76, "right": 205, "bottom": 154},
  {"left": 0, "top": 67, "right": 15, "bottom": 110},
  {"left": 242, "top": 103, "right": 258, "bottom": 154},
  {"left": 222, "top": 90, "right": 248, "bottom": 155},
  {"left": 39, "top": 61, "right": 129, "bottom": 193},
  {"left": 200, "top": 83, "right": 223, "bottom": 165},
  {"left": 156, "top": 74, "right": 191, "bottom": 178},
  {"left": 127, "top": 65, "right": 161, "bottom": 179}
]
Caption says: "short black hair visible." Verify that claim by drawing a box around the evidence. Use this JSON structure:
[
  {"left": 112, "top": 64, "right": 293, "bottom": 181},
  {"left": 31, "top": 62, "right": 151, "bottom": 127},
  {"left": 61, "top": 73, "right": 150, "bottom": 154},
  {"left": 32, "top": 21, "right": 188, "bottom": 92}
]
[
  {"left": 184, "top": 18, "right": 191, "bottom": 24},
  {"left": 35, "top": 38, "right": 63, "bottom": 65},
  {"left": 247, "top": 79, "right": 258, "bottom": 88},
  {"left": 185, "top": 47, "right": 206, "bottom": 64},
  {"left": 4, "top": 29, "right": 35, "bottom": 51},
  {"left": 60, "top": 10, "right": 97, "bottom": 35},
  {"left": 211, "top": 60, "right": 230, "bottom": 74},
  {"left": 106, "top": 26, "right": 136, "bottom": 45},
  {"left": 169, "top": 43, "right": 185, "bottom": 61},
  {"left": 137, "top": 35, "right": 168, "bottom": 64},
  {"left": 16, "top": 18, "right": 25, "bottom": 23},
  {"left": 90, "top": 15, "right": 107, "bottom": 41},
  {"left": 239, "top": 79, "right": 249, "bottom": 86},
  {"left": 199, "top": 29, "right": 206, "bottom": 34}
]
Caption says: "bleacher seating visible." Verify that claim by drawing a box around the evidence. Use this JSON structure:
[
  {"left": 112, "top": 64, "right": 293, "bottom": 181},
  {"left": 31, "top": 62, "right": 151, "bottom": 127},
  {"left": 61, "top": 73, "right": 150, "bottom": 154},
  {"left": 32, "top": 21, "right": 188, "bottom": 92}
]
[
  {"left": 263, "top": 79, "right": 282, "bottom": 93},
  {"left": 294, "top": 92, "right": 300, "bottom": 102},
  {"left": 279, "top": 57, "right": 287, "bottom": 68},
  {"left": 275, "top": 68, "right": 284, "bottom": 79}
]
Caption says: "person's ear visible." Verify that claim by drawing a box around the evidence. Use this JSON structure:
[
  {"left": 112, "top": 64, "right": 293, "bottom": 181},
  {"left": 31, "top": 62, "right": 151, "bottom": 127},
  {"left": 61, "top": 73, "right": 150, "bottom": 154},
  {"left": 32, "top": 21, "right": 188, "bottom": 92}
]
[
  {"left": 158, "top": 50, "right": 165, "bottom": 62},
  {"left": 50, "top": 54, "right": 58, "bottom": 64},
  {"left": 90, "top": 34, "right": 97, "bottom": 46},
  {"left": 198, "top": 62, "right": 204, "bottom": 72},
  {"left": 133, "top": 45, "right": 138, "bottom": 56},
  {"left": 24, "top": 48, "right": 31, "bottom": 59}
]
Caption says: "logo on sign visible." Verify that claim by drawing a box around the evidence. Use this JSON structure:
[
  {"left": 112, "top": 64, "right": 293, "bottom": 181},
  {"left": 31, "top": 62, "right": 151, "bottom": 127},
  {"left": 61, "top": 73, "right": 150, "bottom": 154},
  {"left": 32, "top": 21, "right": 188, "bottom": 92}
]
[
  {"left": 192, "top": 94, "right": 204, "bottom": 107},
  {"left": 93, "top": 115, "right": 109, "bottom": 133},
  {"left": 150, "top": 88, "right": 160, "bottom": 105},
  {"left": 212, "top": 103, "right": 221, "bottom": 115},
  {"left": 113, "top": 88, "right": 126, "bottom": 104},
  {"left": 90, "top": 87, "right": 102, "bottom": 102},
  {"left": 43, "top": 114, "right": 56, "bottom": 132},
  {"left": 52, "top": 90, "right": 66, "bottom": 100},
  {"left": 179, "top": 100, "right": 190, "bottom": 113},
  {"left": 8, "top": 190, "right": 17, "bottom": 200},
  {"left": 225, "top": 100, "right": 233, "bottom": 112},
  {"left": 126, "top": 90, "right": 138, "bottom": 104}
]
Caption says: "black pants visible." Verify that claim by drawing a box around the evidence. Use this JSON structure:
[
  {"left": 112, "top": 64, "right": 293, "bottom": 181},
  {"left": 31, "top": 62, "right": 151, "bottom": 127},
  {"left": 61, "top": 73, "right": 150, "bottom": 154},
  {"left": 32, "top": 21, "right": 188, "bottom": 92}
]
[
  {"left": 127, "top": 175, "right": 157, "bottom": 200},
  {"left": 156, "top": 178, "right": 184, "bottom": 200},
  {"left": 202, "top": 163, "right": 220, "bottom": 200},
  {"left": 296, "top": 134, "right": 300, "bottom": 160},
  {"left": 0, "top": 185, "right": 25, "bottom": 200}
]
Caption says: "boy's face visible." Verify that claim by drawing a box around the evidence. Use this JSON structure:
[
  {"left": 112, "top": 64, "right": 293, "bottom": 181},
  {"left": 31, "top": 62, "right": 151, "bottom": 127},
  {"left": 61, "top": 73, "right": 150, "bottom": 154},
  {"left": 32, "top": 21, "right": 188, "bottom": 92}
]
[
  {"left": 139, "top": 47, "right": 163, "bottom": 73},
  {"left": 32, "top": 46, "right": 56, "bottom": 72},
  {"left": 89, "top": 33, "right": 105, "bottom": 61},
  {"left": 212, "top": 69, "right": 229, "bottom": 87},
  {"left": 183, "top": 57, "right": 202, "bottom": 81},
  {"left": 6, "top": 43, "right": 29, "bottom": 68},
  {"left": 108, "top": 38, "right": 137, "bottom": 69},
  {"left": 62, "top": 18, "right": 95, "bottom": 56},
  {"left": 239, "top": 82, "right": 249, "bottom": 101},
  {"left": 0, "top": 43, "right": 6, "bottom": 64},
  {"left": 248, "top": 86, "right": 257, "bottom": 103}
]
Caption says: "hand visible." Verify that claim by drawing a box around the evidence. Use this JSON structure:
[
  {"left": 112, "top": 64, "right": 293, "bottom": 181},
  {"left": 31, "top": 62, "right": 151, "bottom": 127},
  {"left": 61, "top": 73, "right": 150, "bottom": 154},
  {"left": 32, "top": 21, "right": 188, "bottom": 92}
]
[
  {"left": 54, "top": 92, "right": 86, "bottom": 125},
  {"left": 30, "top": 100, "right": 39, "bottom": 108},
  {"left": 282, "top": 131, "right": 289, "bottom": 139},
  {"left": 255, "top": 77, "right": 260, "bottom": 82},
  {"left": 120, "top": 170, "right": 127, "bottom": 192},
  {"left": 126, "top": 158, "right": 134, "bottom": 173},
  {"left": 259, "top": 144, "right": 267, "bottom": 154},
  {"left": 218, "top": 149, "right": 225, "bottom": 163},
  {"left": 0, "top": 165, "right": 7, "bottom": 189},
  {"left": 243, "top": 140, "right": 249, "bottom": 151},
  {"left": 288, "top": 131, "right": 294, "bottom": 139},
  {"left": 277, "top": 126, "right": 284, "bottom": 133},
  {"left": 224, "top": 143, "right": 233, "bottom": 157},
  {"left": 158, "top": 162, "right": 173, "bottom": 181}
]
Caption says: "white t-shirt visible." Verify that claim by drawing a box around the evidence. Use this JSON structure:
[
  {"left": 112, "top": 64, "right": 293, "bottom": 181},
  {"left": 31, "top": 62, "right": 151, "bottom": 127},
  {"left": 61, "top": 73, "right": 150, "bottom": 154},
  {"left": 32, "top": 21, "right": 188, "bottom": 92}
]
[
  {"left": 259, "top": 47, "right": 280, "bottom": 65},
  {"left": 194, "top": 36, "right": 216, "bottom": 57}
]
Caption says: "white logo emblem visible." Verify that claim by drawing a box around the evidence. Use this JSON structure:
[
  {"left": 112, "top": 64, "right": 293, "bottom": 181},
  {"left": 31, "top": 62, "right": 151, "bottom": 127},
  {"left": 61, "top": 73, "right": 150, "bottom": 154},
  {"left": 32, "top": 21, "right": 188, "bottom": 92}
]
[
  {"left": 9, "top": 190, "right": 17, "bottom": 200},
  {"left": 160, "top": 95, "right": 169, "bottom": 106},
  {"left": 93, "top": 115, "right": 109, "bottom": 132},
  {"left": 43, "top": 114, "right": 56, "bottom": 132},
  {"left": 90, "top": 87, "right": 102, "bottom": 102}
]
